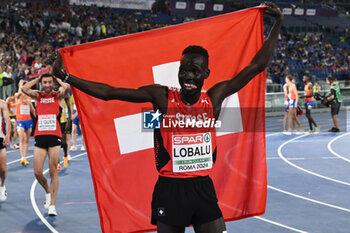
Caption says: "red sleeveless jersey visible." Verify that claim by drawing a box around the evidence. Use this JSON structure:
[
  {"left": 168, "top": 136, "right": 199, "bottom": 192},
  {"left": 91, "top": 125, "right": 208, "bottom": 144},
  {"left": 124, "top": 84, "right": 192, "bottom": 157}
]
[
  {"left": 34, "top": 91, "right": 62, "bottom": 138},
  {"left": 155, "top": 87, "right": 217, "bottom": 178}
]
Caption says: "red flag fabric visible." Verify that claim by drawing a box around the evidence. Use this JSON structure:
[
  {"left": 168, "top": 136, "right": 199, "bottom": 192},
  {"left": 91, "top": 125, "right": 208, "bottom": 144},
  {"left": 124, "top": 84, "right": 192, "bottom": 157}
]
[{"left": 59, "top": 6, "right": 266, "bottom": 233}]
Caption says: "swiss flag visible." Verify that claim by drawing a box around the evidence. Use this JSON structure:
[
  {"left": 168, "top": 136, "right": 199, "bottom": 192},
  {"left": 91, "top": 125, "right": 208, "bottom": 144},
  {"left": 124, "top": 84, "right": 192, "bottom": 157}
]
[{"left": 59, "top": 6, "right": 266, "bottom": 233}]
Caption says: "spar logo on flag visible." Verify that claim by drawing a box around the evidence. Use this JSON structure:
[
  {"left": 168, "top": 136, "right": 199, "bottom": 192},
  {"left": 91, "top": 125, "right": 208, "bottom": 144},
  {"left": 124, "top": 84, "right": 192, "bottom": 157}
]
[{"left": 143, "top": 110, "right": 161, "bottom": 129}]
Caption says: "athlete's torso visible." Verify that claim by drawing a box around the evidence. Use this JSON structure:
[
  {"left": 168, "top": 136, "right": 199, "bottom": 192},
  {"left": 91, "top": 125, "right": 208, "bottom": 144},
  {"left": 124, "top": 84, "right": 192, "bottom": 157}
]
[
  {"left": 154, "top": 87, "right": 217, "bottom": 178},
  {"left": 34, "top": 91, "right": 62, "bottom": 138},
  {"left": 16, "top": 94, "right": 32, "bottom": 121},
  {"left": 304, "top": 82, "right": 314, "bottom": 103},
  {"left": 60, "top": 99, "right": 71, "bottom": 123},
  {"left": 288, "top": 86, "right": 296, "bottom": 100},
  {"left": 7, "top": 97, "right": 16, "bottom": 117}
]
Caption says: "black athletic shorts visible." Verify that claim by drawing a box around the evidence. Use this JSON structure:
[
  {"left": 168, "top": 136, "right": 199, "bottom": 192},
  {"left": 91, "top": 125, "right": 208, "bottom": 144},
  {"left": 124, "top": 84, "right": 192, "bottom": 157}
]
[
  {"left": 35, "top": 135, "right": 62, "bottom": 149},
  {"left": 0, "top": 138, "right": 5, "bottom": 149},
  {"left": 331, "top": 102, "right": 341, "bottom": 115},
  {"left": 151, "top": 175, "right": 222, "bottom": 227},
  {"left": 60, "top": 122, "right": 72, "bottom": 134}
]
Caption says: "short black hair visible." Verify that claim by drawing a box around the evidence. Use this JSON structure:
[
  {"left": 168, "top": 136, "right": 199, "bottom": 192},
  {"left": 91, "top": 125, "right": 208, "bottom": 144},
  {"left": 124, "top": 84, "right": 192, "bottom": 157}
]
[
  {"left": 182, "top": 45, "right": 209, "bottom": 65},
  {"left": 39, "top": 73, "right": 54, "bottom": 82},
  {"left": 327, "top": 75, "right": 334, "bottom": 82}
]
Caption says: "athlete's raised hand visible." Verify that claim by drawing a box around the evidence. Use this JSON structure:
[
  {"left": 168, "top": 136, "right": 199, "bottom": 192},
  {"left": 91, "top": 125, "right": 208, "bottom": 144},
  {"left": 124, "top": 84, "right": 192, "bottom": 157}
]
[
  {"left": 52, "top": 52, "right": 67, "bottom": 81},
  {"left": 261, "top": 2, "right": 283, "bottom": 21}
]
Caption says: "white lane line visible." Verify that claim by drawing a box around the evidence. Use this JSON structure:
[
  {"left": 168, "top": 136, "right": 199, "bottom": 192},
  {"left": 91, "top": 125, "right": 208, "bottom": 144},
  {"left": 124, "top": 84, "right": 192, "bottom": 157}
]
[
  {"left": 7, "top": 155, "right": 34, "bottom": 165},
  {"left": 278, "top": 134, "right": 350, "bottom": 186},
  {"left": 268, "top": 185, "right": 350, "bottom": 212},
  {"left": 30, "top": 152, "right": 87, "bottom": 233},
  {"left": 267, "top": 156, "right": 339, "bottom": 161},
  {"left": 219, "top": 201, "right": 308, "bottom": 233},
  {"left": 254, "top": 216, "right": 308, "bottom": 233},
  {"left": 266, "top": 132, "right": 281, "bottom": 137},
  {"left": 327, "top": 132, "right": 350, "bottom": 163},
  {"left": 6, "top": 142, "right": 83, "bottom": 165}
]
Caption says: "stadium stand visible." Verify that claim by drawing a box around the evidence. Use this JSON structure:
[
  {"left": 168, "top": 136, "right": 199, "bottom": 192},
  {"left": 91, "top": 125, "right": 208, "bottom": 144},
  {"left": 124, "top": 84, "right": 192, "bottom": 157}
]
[{"left": 0, "top": 0, "right": 349, "bottom": 100}]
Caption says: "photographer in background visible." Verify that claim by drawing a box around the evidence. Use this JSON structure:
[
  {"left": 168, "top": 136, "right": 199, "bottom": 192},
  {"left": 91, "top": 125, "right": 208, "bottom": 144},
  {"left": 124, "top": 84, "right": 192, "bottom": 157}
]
[{"left": 324, "top": 76, "right": 342, "bottom": 132}]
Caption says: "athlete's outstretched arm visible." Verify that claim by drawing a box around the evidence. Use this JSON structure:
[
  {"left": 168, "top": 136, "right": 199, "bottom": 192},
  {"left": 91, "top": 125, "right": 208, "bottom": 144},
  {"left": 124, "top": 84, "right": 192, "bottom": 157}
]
[
  {"left": 208, "top": 2, "right": 283, "bottom": 107},
  {"left": 53, "top": 54, "right": 165, "bottom": 104}
]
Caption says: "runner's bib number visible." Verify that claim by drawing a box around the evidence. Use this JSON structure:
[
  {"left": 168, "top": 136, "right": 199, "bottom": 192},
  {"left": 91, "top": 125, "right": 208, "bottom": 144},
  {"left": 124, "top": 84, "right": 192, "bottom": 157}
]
[
  {"left": 172, "top": 132, "right": 212, "bottom": 173},
  {"left": 20, "top": 105, "right": 30, "bottom": 115},
  {"left": 38, "top": 114, "right": 56, "bottom": 131}
]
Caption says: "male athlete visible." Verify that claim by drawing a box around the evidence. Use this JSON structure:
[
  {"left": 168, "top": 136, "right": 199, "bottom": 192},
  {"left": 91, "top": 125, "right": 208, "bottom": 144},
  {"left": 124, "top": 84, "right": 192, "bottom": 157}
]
[
  {"left": 0, "top": 98, "right": 11, "bottom": 201},
  {"left": 21, "top": 73, "right": 69, "bottom": 216},
  {"left": 285, "top": 75, "right": 304, "bottom": 135},
  {"left": 15, "top": 80, "right": 36, "bottom": 165},
  {"left": 300, "top": 75, "right": 319, "bottom": 133},
  {"left": 59, "top": 94, "right": 72, "bottom": 167},
  {"left": 6, "top": 95, "right": 19, "bottom": 149},
  {"left": 53, "top": 3, "right": 283, "bottom": 232}
]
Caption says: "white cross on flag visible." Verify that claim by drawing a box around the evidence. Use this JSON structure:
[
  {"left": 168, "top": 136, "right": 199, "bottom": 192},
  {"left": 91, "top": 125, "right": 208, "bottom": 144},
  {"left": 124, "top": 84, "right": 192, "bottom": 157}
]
[{"left": 60, "top": 6, "right": 267, "bottom": 233}]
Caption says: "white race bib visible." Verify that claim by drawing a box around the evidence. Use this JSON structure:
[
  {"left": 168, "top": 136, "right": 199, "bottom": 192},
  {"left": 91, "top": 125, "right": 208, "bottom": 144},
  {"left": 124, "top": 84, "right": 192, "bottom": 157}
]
[
  {"left": 38, "top": 114, "right": 56, "bottom": 131},
  {"left": 172, "top": 132, "right": 212, "bottom": 173},
  {"left": 20, "top": 105, "right": 30, "bottom": 115}
]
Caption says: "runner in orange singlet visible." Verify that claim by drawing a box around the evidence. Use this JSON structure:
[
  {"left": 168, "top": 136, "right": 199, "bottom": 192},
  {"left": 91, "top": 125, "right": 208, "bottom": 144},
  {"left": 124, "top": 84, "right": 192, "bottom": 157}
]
[
  {"left": 15, "top": 80, "right": 36, "bottom": 165},
  {"left": 300, "top": 75, "right": 319, "bottom": 134},
  {"left": 6, "top": 95, "right": 19, "bottom": 149}
]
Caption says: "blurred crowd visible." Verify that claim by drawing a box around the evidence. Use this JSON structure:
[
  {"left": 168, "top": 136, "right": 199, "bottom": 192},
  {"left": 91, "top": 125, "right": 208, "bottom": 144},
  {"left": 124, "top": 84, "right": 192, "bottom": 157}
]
[
  {"left": 267, "top": 31, "right": 350, "bottom": 86},
  {"left": 0, "top": 0, "right": 170, "bottom": 99},
  {"left": 0, "top": 0, "right": 349, "bottom": 99}
]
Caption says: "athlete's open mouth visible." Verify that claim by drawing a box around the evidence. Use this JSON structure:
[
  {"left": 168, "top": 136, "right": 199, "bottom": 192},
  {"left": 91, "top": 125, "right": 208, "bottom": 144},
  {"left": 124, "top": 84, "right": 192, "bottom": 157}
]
[{"left": 184, "top": 83, "right": 197, "bottom": 90}]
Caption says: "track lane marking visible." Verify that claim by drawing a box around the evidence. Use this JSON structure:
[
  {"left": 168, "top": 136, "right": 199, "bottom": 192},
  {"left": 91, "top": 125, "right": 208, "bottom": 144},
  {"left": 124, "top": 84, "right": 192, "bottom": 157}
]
[
  {"left": 327, "top": 132, "right": 350, "bottom": 163},
  {"left": 268, "top": 185, "right": 350, "bottom": 212},
  {"left": 277, "top": 134, "right": 350, "bottom": 186},
  {"left": 30, "top": 152, "right": 87, "bottom": 233}
]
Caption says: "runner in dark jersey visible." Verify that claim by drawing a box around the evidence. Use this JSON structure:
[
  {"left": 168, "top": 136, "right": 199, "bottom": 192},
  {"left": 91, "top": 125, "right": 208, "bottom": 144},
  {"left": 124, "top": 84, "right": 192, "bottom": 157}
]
[
  {"left": 21, "top": 73, "right": 69, "bottom": 216},
  {"left": 53, "top": 3, "right": 283, "bottom": 232}
]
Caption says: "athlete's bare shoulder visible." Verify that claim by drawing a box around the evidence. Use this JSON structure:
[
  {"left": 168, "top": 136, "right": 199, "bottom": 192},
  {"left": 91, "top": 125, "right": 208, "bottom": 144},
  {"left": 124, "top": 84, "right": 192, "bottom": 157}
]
[
  {"left": 139, "top": 84, "right": 168, "bottom": 101},
  {"left": 139, "top": 84, "right": 168, "bottom": 111}
]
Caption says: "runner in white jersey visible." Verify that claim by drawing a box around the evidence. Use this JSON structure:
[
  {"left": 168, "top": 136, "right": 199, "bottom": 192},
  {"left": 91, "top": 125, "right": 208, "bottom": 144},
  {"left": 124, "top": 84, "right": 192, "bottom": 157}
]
[{"left": 0, "top": 98, "right": 11, "bottom": 201}]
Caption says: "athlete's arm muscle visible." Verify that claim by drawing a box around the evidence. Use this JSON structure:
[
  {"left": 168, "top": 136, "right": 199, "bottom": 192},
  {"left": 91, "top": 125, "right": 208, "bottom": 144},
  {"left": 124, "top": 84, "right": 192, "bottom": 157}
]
[
  {"left": 53, "top": 54, "right": 168, "bottom": 105},
  {"left": 294, "top": 85, "right": 299, "bottom": 105},
  {"left": 0, "top": 100, "right": 11, "bottom": 146},
  {"left": 207, "top": 3, "right": 283, "bottom": 109},
  {"left": 21, "top": 78, "right": 40, "bottom": 99},
  {"left": 56, "top": 78, "right": 70, "bottom": 99},
  {"left": 283, "top": 84, "right": 288, "bottom": 98}
]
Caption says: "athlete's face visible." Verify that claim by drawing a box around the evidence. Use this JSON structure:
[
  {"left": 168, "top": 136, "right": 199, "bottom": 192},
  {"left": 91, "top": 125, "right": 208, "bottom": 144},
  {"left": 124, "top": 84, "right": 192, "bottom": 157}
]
[
  {"left": 303, "top": 76, "right": 309, "bottom": 83},
  {"left": 41, "top": 76, "right": 54, "bottom": 94},
  {"left": 178, "top": 54, "right": 209, "bottom": 95},
  {"left": 285, "top": 78, "right": 290, "bottom": 85}
]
